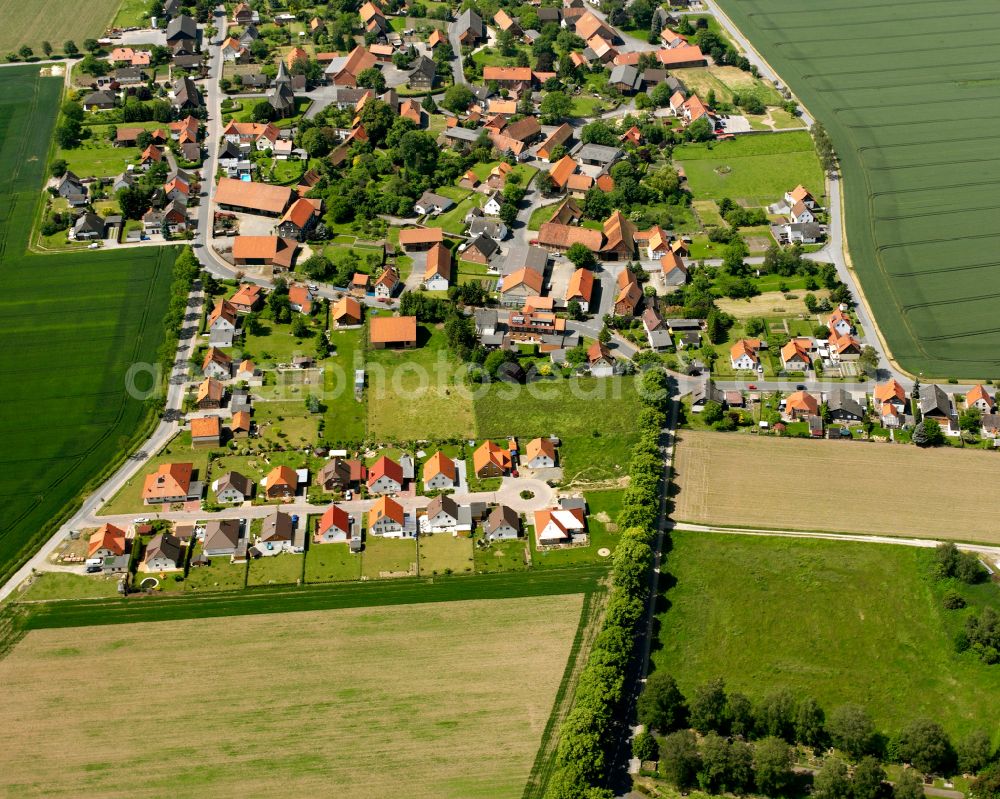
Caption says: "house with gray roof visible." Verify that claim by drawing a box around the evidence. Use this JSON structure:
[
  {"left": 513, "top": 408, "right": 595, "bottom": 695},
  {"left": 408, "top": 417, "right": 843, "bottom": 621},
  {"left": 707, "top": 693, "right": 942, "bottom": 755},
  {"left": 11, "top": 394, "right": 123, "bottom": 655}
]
[
  {"left": 453, "top": 8, "right": 485, "bottom": 45},
  {"left": 71, "top": 212, "right": 106, "bottom": 241},
  {"left": 608, "top": 64, "right": 641, "bottom": 94},
  {"left": 920, "top": 384, "right": 953, "bottom": 422},
  {"left": 203, "top": 518, "right": 243, "bottom": 555},
  {"left": 483, "top": 505, "right": 520, "bottom": 540},
  {"left": 827, "top": 388, "right": 864, "bottom": 422}
]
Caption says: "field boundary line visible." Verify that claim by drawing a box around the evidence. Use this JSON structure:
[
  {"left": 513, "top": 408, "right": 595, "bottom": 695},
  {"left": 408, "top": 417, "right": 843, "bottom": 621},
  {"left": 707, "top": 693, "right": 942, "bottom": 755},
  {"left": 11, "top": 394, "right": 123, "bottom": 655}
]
[{"left": 671, "top": 521, "right": 1000, "bottom": 557}]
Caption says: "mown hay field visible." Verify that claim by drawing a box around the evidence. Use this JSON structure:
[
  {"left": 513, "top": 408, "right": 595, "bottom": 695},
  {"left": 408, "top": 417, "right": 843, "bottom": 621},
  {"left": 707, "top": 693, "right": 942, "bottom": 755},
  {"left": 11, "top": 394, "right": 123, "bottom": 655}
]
[
  {"left": 0, "top": 595, "right": 584, "bottom": 798},
  {"left": 0, "top": 0, "right": 121, "bottom": 54},
  {"left": 0, "top": 66, "right": 176, "bottom": 585},
  {"left": 716, "top": 0, "right": 1000, "bottom": 378},
  {"left": 673, "top": 431, "right": 1000, "bottom": 542},
  {"left": 653, "top": 531, "right": 1000, "bottom": 738}
]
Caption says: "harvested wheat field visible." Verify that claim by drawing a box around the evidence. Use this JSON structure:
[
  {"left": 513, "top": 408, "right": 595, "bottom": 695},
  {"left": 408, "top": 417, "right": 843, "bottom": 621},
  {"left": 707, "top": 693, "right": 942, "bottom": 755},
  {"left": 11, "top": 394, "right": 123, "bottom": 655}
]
[
  {"left": 0, "top": 595, "right": 584, "bottom": 798},
  {"left": 673, "top": 431, "right": 1000, "bottom": 542}
]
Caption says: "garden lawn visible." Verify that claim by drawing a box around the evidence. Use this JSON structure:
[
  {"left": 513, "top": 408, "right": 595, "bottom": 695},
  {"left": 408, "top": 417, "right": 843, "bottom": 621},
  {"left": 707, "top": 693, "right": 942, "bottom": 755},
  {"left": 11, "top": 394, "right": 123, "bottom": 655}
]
[
  {"left": 17, "top": 572, "right": 122, "bottom": 601},
  {"left": 184, "top": 548, "right": 248, "bottom": 592},
  {"left": 418, "top": 534, "right": 475, "bottom": 577},
  {"left": 654, "top": 531, "right": 1000, "bottom": 739},
  {"left": 305, "top": 543, "right": 362, "bottom": 583},
  {"left": 361, "top": 535, "right": 417, "bottom": 579},
  {"left": 475, "top": 376, "right": 643, "bottom": 484},
  {"left": 322, "top": 328, "right": 367, "bottom": 443},
  {"left": 56, "top": 125, "right": 139, "bottom": 179},
  {"left": 247, "top": 553, "right": 305, "bottom": 586},
  {"left": 529, "top": 489, "right": 621, "bottom": 568},
  {"left": 366, "top": 324, "right": 476, "bottom": 440},
  {"left": 473, "top": 535, "right": 529, "bottom": 573},
  {"left": 252, "top": 401, "right": 321, "bottom": 449},
  {"left": 673, "top": 131, "right": 824, "bottom": 207}
]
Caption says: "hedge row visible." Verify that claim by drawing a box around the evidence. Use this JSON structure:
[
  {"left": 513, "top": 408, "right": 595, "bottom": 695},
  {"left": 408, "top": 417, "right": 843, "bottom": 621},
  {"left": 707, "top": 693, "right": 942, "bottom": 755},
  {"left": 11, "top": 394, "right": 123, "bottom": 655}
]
[{"left": 544, "top": 369, "right": 671, "bottom": 799}]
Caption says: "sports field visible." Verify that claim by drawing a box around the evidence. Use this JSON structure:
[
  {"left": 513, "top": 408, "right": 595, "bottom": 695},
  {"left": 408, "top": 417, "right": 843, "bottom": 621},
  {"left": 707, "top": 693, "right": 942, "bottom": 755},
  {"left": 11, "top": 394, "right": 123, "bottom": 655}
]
[
  {"left": 0, "top": 595, "right": 583, "bottom": 798},
  {"left": 0, "top": 66, "right": 175, "bottom": 586},
  {"left": 673, "top": 431, "right": 1000, "bottom": 542},
  {"left": 0, "top": 0, "right": 122, "bottom": 54},
  {"left": 653, "top": 532, "right": 1000, "bottom": 738},
  {"left": 716, "top": 0, "right": 1000, "bottom": 378}
]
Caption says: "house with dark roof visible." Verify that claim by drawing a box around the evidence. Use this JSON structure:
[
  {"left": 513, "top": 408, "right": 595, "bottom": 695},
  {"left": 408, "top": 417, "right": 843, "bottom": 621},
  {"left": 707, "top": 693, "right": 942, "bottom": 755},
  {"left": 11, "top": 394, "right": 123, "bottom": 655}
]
[
  {"left": 827, "top": 389, "right": 865, "bottom": 423},
  {"left": 453, "top": 8, "right": 486, "bottom": 45},
  {"left": 920, "top": 384, "right": 953, "bottom": 422},
  {"left": 70, "top": 212, "right": 106, "bottom": 241},
  {"left": 408, "top": 55, "right": 437, "bottom": 90},
  {"left": 165, "top": 14, "right": 199, "bottom": 53},
  {"left": 483, "top": 505, "right": 520, "bottom": 540},
  {"left": 172, "top": 76, "right": 203, "bottom": 110},
  {"left": 141, "top": 533, "right": 183, "bottom": 572}
]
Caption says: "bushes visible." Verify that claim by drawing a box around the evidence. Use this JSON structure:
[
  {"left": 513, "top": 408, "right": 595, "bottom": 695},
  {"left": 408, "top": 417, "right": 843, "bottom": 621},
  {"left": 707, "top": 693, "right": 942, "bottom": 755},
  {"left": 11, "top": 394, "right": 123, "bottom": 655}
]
[{"left": 543, "top": 368, "right": 668, "bottom": 797}]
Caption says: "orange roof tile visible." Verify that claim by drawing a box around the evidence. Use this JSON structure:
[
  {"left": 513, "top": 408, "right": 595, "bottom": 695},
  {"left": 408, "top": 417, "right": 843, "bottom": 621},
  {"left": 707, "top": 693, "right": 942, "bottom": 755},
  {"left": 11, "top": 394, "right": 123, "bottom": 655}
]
[
  {"left": 423, "top": 451, "right": 456, "bottom": 482},
  {"left": 369, "top": 495, "right": 405, "bottom": 528},
  {"left": 566, "top": 268, "right": 594, "bottom": 304},
  {"left": 370, "top": 315, "right": 417, "bottom": 344},
  {"left": 190, "top": 416, "right": 221, "bottom": 438},
  {"left": 88, "top": 523, "right": 126, "bottom": 557}
]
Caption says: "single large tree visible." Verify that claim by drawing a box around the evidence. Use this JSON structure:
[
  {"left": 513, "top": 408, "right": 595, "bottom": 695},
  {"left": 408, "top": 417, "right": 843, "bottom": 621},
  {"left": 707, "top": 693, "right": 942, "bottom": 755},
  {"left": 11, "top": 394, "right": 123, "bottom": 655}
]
[
  {"left": 754, "top": 737, "right": 793, "bottom": 796},
  {"left": 827, "top": 704, "right": 875, "bottom": 760},
  {"left": 637, "top": 672, "right": 687, "bottom": 732},
  {"left": 660, "top": 730, "right": 701, "bottom": 790},
  {"left": 814, "top": 757, "right": 852, "bottom": 799},
  {"left": 898, "top": 719, "right": 955, "bottom": 775}
]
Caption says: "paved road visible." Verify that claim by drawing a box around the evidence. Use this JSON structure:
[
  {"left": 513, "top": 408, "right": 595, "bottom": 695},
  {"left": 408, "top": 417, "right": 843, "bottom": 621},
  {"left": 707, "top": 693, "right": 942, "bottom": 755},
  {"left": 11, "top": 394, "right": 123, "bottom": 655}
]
[{"left": 447, "top": 22, "right": 467, "bottom": 86}]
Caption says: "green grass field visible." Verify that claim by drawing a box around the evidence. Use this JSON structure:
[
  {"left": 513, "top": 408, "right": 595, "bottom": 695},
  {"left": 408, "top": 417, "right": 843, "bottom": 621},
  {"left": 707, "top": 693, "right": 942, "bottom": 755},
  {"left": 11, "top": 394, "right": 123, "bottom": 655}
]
[
  {"left": 716, "top": 0, "right": 1000, "bottom": 378},
  {"left": 474, "top": 376, "right": 644, "bottom": 484},
  {"left": 0, "top": 0, "right": 121, "bottom": 54},
  {"left": 0, "top": 66, "right": 176, "bottom": 586},
  {"left": 654, "top": 532, "right": 1000, "bottom": 738},
  {"left": 673, "top": 131, "right": 824, "bottom": 207}
]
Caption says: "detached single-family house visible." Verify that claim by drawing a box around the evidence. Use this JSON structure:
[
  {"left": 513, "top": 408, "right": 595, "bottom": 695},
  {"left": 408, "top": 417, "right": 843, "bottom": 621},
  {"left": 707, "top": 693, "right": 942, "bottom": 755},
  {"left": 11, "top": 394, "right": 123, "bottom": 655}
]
[
  {"left": 613, "top": 269, "right": 642, "bottom": 316},
  {"left": 316, "top": 504, "right": 353, "bottom": 543},
  {"left": 789, "top": 201, "right": 815, "bottom": 225},
  {"left": 367, "top": 455, "right": 404, "bottom": 494},
  {"left": 422, "top": 243, "right": 452, "bottom": 291},
  {"left": 780, "top": 339, "right": 812, "bottom": 372},
  {"left": 463, "top": 234, "right": 499, "bottom": 266},
  {"left": 453, "top": 9, "right": 486, "bottom": 46},
  {"left": 827, "top": 389, "right": 865, "bottom": 423},
  {"left": 213, "top": 471, "right": 253, "bottom": 504},
  {"left": 920, "top": 384, "right": 953, "bottom": 421},
  {"left": 784, "top": 184, "right": 817, "bottom": 210},
  {"left": 784, "top": 390, "right": 820, "bottom": 420},
  {"left": 483, "top": 505, "right": 520, "bottom": 541},
  {"left": 208, "top": 299, "right": 238, "bottom": 347},
  {"left": 828, "top": 309, "right": 853, "bottom": 337},
  {"left": 202, "top": 348, "right": 232, "bottom": 380},
  {"left": 264, "top": 465, "right": 298, "bottom": 499},
  {"left": 423, "top": 495, "right": 462, "bottom": 531},
  {"left": 524, "top": 437, "right": 557, "bottom": 468},
  {"left": 966, "top": 384, "right": 995, "bottom": 414},
  {"left": 533, "top": 506, "right": 585, "bottom": 546},
  {"left": 874, "top": 379, "right": 907, "bottom": 412},
  {"left": 473, "top": 440, "right": 511, "bottom": 478},
  {"left": 230, "top": 283, "right": 262, "bottom": 314},
  {"left": 333, "top": 295, "right": 363, "bottom": 326},
  {"left": 565, "top": 268, "right": 594, "bottom": 313},
  {"left": 141, "top": 533, "right": 183, "bottom": 572},
  {"left": 260, "top": 510, "right": 295, "bottom": 550},
  {"left": 587, "top": 341, "right": 616, "bottom": 377},
  {"left": 730, "top": 339, "right": 761, "bottom": 371},
  {"left": 88, "top": 524, "right": 127, "bottom": 559},
  {"left": 373, "top": 266, "right": 401, "bottom": 300},
  {"left": 415, "top": 191, "right": 455, "bottom": 216},
  {"left": 142, "top": 462, "right": 195, "bottom": 504},
  {"left": 203, "top": 519, "right": 242, "bottom": 555},
  {"left": 317, "top": 457, "right": 367, "bottom": 491},
  {"left": 369, "top": 495, "right": 408, "bottom": 537},
  {"left": 423, "top": 451, "right": 457, "bottom": 490},
  {"left": 71, "top": 212, "right": 106, "bottom": 241}
]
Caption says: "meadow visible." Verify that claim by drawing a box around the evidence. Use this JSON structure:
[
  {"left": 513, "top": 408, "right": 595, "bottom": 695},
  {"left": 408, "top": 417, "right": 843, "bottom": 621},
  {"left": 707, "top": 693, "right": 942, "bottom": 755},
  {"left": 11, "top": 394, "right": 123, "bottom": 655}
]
[
  {"left": 0, "top": 66, "right": 176, "bottom": 586},
  {"left": 673, "top": 131, "right": 824, "bottom": 207},
  {"left": 366, "top": 322, "right": 477, "bottom": 440},
  {"left": 0, "top": 595, "right": 585, "bottom": 798},
  {"left": 0, "top": 0, "right": 121, "bottom": 54},
  {"left": 474, "top": 375, "right": 644, "bottom": 484},
  {"left": 672, "top": 431, "right": 1000, "bottom": 542},
  {"left": 716, "top": 0, "right": 1000, "bottom": 378},
  {"left": 653, "top": 531, "right": 1000, "bottom": 738}
]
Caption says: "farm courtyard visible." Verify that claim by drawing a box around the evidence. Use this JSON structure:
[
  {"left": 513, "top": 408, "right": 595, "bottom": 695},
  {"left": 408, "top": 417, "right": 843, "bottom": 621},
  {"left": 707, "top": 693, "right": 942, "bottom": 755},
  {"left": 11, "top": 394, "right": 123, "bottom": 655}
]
[{"left": 0, "top": 595, "right": 584, "bottom": 798}]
